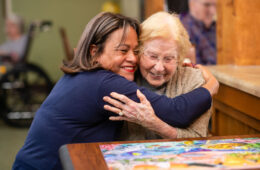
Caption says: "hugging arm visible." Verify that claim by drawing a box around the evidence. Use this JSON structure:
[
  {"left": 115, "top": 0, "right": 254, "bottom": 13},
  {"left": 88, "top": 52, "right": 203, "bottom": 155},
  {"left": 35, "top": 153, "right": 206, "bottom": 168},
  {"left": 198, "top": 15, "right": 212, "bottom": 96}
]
[
  {"left": 182, "top": 64, "right": 219, "bottom": 96},
  {"left": 99, "top": 72, "right": 212, "bottom": 128},
  {"left": 102, "top": 67, "right": 218, "bottom": 138},
  {"left": 104, "top": 89, "right": 211, "bottom": 139},
  {"left": 196, "top": 64, "right": 219, "bottom": 96},
  {"left": 104, "top": 89, "right": 178, "bottom": 138}
]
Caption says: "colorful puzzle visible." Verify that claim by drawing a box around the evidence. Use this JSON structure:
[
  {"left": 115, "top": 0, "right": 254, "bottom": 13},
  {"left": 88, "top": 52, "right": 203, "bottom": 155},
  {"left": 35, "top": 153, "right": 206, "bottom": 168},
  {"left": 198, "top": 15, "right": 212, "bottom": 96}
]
[{"left": 100, "top": 138, "right": 260, "bottom": 169}]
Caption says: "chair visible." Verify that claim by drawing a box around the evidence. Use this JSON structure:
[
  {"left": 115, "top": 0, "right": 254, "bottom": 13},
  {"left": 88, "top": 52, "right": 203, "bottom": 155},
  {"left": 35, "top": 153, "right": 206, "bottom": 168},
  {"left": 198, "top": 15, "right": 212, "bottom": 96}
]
[{"left": 59, "top": 27, "right": 73, "bottom": 61}]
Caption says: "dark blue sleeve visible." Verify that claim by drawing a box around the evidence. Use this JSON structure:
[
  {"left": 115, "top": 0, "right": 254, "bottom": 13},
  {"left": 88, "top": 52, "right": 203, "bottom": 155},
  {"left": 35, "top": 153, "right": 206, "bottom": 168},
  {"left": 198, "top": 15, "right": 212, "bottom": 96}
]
[{"left": 98, "top": 72, "right": 211, "bottom": 128}]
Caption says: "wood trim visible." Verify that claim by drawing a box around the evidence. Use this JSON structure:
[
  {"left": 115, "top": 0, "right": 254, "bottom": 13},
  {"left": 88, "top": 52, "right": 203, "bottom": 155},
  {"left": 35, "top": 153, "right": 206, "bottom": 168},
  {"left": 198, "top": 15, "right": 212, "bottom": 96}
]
[
  {"left": 213, "top": 83, "right": 260, "bottom": 120},
  {"left": 213, "top": 100, "right": 260, "bottom": 132},
  {"left": 68, "top": 143, "right": 108, "bottom": 170},
  {"left": 211, "top": 103, "right": 218, "bottom": 135},
  {"left": 144, "top": 0, "right": 164, "bottom": 19},
  {"left": 217, "top": 0, "right": 260, "bottom": 65}
]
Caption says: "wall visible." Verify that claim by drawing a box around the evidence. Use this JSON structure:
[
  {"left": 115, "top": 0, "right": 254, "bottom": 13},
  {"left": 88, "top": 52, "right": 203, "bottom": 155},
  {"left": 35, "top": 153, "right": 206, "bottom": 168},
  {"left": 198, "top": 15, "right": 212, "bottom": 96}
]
[
  {"left": 1, "top": 0, "right": 141, "bottom": 82},
  {"left": 217, "top": 0, "right": 260, "bottom": 65},
  {"left": 12, "top": 0, "right": 107, "bottom": 82},
  {"left": 121, "top": 0, "right": 140, "bottom": 21},
  {"left": 0, "top": 1, "right": 5, "bottom": 43}
]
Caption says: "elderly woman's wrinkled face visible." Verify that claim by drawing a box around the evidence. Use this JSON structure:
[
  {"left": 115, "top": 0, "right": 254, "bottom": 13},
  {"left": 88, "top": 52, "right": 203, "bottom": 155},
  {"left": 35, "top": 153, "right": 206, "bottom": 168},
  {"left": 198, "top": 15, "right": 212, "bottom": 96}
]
[
  {"left": 97, "top": 27, "right": 139, "bottom": 81},
  {"left": 5, "top": 19, "right": 21, "bottom": 38},
  {"left": 139, "top": 38, "right": 179, "bottom": 87}
]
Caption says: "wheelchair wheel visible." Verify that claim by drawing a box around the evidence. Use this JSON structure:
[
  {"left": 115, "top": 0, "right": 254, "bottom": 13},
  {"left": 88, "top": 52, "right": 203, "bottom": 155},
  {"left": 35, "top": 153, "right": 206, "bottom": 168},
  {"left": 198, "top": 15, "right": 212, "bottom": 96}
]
[{"left": 0, "top": 63, "right": 53, "bottom": 127}]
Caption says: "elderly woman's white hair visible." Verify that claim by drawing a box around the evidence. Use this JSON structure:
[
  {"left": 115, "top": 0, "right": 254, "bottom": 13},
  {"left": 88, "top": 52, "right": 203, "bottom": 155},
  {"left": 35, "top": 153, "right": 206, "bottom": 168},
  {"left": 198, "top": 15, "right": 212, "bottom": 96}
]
[
  {"left": 6, "top": 14, "right": 25, "bottom": 34},
  {"left": 139, "top": 11, "right": 191, "bottom": 62}
]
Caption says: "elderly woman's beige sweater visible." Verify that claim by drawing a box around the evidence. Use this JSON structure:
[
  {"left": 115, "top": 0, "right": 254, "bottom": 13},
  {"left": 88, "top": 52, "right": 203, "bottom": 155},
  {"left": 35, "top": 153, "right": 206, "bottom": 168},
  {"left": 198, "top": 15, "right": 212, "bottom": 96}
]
[{"left": 119, "top": 66, "right": 212, "bottom": 140}]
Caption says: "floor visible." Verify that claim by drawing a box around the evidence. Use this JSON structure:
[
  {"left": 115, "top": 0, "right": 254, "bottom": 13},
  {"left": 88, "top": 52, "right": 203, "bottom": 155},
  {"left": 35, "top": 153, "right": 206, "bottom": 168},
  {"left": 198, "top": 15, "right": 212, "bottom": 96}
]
[{"left": 0, "top": 119, "right": 28, "bottom": 170}]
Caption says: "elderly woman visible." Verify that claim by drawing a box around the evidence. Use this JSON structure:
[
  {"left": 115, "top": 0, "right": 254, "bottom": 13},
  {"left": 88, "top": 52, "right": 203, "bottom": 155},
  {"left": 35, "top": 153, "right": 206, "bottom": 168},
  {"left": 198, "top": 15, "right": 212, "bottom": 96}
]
[
  {"left": 13, "top": 12, "right": 214, "bottom": 170},
  {"left": 104, "top": 12, "right": 217, "bottom": 139},
  {"left": 0, "top": 14, "right": 26, "bottom": 63}
]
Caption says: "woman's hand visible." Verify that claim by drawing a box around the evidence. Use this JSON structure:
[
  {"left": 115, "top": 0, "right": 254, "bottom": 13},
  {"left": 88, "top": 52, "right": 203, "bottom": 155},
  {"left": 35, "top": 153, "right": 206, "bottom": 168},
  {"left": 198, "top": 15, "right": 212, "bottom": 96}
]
[
  {"left": 181, "top": 63, "right": 219, "bottom": 96},
  {"left": 103, "top": 89, "right": 178, "bottom": 138},
  {"left": 196, "top": 64, "right": 219, "bottom": 96},
  {"left": 103, "top": 90, "right": 159, "bottom": 126}
]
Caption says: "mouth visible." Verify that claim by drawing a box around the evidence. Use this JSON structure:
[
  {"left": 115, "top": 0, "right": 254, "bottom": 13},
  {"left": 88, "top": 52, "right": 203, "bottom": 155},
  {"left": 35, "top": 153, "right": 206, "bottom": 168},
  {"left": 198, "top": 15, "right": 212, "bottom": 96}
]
[
  {"left": 122, "top": 66, "right": 136, "bottom": 73},
  {"left": 149, "top": 72, "right": 164, "bottom": 79}
]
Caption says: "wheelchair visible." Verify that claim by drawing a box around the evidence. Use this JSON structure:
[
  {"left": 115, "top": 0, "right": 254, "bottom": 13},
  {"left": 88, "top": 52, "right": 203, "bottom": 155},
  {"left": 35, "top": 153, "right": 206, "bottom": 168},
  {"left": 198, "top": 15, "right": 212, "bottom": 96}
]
[{"left": 0, "top": 21, "right": 53, "bottom": 127}]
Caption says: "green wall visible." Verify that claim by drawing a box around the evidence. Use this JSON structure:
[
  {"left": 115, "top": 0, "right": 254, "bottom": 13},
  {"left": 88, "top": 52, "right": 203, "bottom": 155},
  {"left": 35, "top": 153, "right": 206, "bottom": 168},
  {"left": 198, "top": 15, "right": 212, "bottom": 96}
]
[
  {"left": 0, "top": 1, "right": 5, "bottom": 43},
  {"left": 121, "top": 0, "right": 140, "bottom": 21},
  {"left": 2, "top": 0, "right": 141, "bottom": 82},
  {"left": 12, "top": 0, "right": 107, "bottom": 82}
]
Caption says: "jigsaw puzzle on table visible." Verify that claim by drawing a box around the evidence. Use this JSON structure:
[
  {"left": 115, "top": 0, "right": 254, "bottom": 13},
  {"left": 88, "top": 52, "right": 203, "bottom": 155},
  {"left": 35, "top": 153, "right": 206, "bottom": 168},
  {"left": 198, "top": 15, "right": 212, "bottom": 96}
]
[{"left": 100, "top": 138, "right": 260, "bottom": 169}]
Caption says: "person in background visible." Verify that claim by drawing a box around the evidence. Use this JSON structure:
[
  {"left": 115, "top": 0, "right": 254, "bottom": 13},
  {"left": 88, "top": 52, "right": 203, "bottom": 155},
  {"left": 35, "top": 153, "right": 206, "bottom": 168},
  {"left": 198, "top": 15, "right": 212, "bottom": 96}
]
[
  {"left": 180, "top": 0, "right": 216, "bottom": 65},
  {"left": 0, "top": 14, "right": 27, "bottom": 63},
  {"left": 104, "top": 11, "right": 218, "bottom": 140},
  {"left": 13, "top": 12, "right": 215, "bottom": 170}
]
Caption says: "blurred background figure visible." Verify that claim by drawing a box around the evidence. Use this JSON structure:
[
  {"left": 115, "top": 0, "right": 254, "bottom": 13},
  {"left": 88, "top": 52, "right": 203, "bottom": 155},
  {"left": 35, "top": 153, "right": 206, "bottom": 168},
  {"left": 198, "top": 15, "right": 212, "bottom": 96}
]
[
  {"left": 180, "top": 0, "right": 216, "bottom": 65},
  {"left": 0, "top": 14, "right": 26, "bottom": 64}
]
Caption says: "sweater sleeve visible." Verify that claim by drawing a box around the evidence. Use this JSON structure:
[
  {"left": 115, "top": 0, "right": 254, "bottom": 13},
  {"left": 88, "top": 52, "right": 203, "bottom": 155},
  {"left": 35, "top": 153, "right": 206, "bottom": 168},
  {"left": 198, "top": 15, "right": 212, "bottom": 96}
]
[
  {"left": 98, "top": 71, "right": 212, "bottom": 128},
  {"left": 172, "top": 67, "right": 212, "bottom": 137},
  {"left": 176, "top": 107, "right": 212, "bottom": 138}
]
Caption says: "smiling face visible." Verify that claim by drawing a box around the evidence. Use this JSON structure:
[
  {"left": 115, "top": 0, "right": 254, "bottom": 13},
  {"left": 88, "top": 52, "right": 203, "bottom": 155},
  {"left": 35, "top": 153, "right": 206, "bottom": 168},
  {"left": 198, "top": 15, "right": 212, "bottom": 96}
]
[
  {"left": 97, "top": 26, "right": 139, "bottom": 81},
  {"left": 139, "top": 38, "right": 179, "bottom": 87}
]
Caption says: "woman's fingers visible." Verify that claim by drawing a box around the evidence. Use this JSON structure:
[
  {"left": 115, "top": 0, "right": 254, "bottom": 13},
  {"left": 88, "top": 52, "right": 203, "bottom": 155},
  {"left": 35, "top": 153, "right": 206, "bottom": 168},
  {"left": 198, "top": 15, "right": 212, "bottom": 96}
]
[
  {"left": 136, "top": 89, "right": 151, "bottom": 106},
  {"left": 109, "top": 115, "right": 136, "bottom": 123},
  {"left": 197, "top": 64, "right": 219, "bottom": 96},
  {"left": 182, "top": 62, "right": 195, "bottom": 68},
  {"left": 104, "top": 105, "right": 121, "bottom": 115},
  {"left": 196, "top": 64, "right": 210, "bottom": 81},
  {"left": 110, "top": 92, "right": 136, "bottom": 105},
  {"left": 109, "top": 116, "right": 125, "bottom": 121},
  {"left": 105, "top": 104, "right": 134, "bottom": 120},
  {"left": 103, "top": 96, "right": 125, "bottom": 110},
  {"left": 104, "top": 91, "right": 155, "bottom": 124},
  {"left": 103, "top": 95, "right": 134, "bottom": 113}
]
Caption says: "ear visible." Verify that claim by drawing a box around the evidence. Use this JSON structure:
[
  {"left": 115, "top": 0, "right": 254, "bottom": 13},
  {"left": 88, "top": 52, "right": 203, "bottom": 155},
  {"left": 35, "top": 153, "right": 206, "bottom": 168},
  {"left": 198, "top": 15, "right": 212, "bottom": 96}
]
[{"left": 90, "top": 44, "right": 98, "bottom": 57}]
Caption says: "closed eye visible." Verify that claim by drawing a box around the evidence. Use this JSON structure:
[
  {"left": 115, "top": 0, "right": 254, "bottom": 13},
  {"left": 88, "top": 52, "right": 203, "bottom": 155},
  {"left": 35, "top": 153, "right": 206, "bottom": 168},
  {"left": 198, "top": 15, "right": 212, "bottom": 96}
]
[
  {"left": 115, "top": 48, "right": 128, "bottom": 54},
  {"left": 150, "top": 55, "right": 158, "bottom": 60},
  {"left": 133, "top": 49, "right": 139, "bottom": 55},
  {"left": 120, "top": 49, "right": 128, "bottom": 54}
]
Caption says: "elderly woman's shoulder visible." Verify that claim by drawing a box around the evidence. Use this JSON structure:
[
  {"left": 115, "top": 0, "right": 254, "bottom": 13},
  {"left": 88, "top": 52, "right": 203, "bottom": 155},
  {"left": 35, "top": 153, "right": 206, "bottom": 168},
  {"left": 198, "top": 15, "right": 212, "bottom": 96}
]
[
  {"left": 178, "top": 66, "right": 203, "bottom": 76},
  {"left": 177, "top": 66, "right": 205, "bottom": 86}
]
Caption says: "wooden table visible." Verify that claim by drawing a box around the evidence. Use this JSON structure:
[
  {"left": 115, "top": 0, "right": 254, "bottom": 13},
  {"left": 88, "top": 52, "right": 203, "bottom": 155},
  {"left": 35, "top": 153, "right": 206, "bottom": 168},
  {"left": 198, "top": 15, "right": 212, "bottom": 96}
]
[{"left": 59, "top": 134, "right": 260, "bottom": 170}]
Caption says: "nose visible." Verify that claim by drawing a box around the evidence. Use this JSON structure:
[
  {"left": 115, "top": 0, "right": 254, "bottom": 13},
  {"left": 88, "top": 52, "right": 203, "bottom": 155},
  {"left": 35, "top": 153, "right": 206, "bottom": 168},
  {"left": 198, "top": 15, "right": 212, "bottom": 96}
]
[
  {"left": 154, "top": 60, "right": 165, "bottom": 72},
  {"left": 208, "top": 4, "right": 216, "bottom": 15},
  {"left": 126, "top": 50, "right": 137, "bottom": 64}
]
